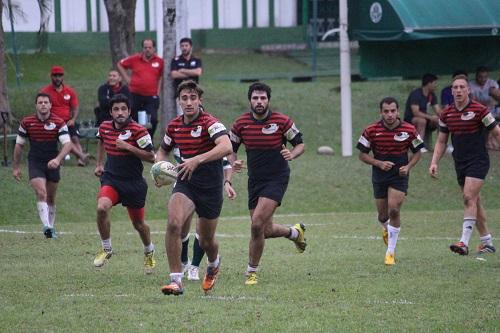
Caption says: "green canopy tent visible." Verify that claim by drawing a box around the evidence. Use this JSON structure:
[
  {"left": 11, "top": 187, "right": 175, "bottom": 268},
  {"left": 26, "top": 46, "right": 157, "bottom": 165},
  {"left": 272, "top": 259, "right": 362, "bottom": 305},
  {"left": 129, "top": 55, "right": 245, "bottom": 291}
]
[{"left": 349, "top": 0, "right": 500, "bottom": 78}]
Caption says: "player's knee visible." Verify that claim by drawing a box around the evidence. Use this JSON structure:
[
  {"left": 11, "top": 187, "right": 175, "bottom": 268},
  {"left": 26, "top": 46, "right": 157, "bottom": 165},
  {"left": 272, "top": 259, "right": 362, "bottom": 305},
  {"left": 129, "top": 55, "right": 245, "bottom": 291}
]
[
  {"left": 378, "top": 214, "right": 389, "bottom": 223},
  {"left": 462, "top": 193, "right": 477, "bottom": 207},
  {"left": 250, "top": 221, "right": 265, "bottom": 237},
  {"left": 167, "top": 220, "right": 182, "bottom": 235},
  {"left": 388, "top": 208, "right": 400, "bottom": 220}
]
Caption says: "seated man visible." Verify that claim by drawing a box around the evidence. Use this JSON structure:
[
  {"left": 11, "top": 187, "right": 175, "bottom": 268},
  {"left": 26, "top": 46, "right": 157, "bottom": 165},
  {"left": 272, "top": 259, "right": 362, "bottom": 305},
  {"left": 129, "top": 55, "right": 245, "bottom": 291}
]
[
  {"left": 95, "top": 69, "right": 130, "bottom": 127},
  {"left": 404, "top": 73, "right": 442, "bottom": 152}
]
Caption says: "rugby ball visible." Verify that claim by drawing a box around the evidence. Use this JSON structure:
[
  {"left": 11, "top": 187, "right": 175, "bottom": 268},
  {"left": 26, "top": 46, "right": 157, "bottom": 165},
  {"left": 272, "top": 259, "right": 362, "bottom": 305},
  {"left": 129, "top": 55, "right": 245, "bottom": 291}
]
[
  {"left": 150, "top": 161, "right": 177, "bottom": 186},
  {"left": 317, "top": 145, "right": 334, "bottom": 155}
]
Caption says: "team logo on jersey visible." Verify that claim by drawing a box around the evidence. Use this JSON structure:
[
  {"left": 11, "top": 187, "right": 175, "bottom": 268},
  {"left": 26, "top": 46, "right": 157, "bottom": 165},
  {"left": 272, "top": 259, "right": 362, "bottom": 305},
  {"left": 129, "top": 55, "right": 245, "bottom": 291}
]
[
  {"left": 190, "top": 61, "right": 196, "bottom": 66},
  {"left": 412, "top": 135, "right": 423, "bottom": 148},
  {"left": 482, "top": 113, "right": 496, "bottom": 127},
  {"left": 394, "top": 132, "right": 409, "bottom": 141},
  {"left": 63, "top": 94, "right": 71, "bottom": 100},
  {"left": 44, "top": 122, "right": 56, "bottom": 130},
  {"left": 137, "top": 134, "right": 152, "bottom": 148},
  {"left": 118, "top": 130, "right": 132, "bottom": 140},
  {"left": 285, "top": 123, "right": 300, "bottom": 141},
  {"left": 152, "top": 62, "right": 160, "bottom": 68},
  {"left": 163, "top": 134, "right": 172, "bottom": 145},
  {"left": 262, "top": 123, "right": 278, "bottom": 134},
  {"left": 461, "top": 112, "right": 475, "bottom": 121},
  {"left": 191, "top": 125, "right": 202, "bottom": 137}
]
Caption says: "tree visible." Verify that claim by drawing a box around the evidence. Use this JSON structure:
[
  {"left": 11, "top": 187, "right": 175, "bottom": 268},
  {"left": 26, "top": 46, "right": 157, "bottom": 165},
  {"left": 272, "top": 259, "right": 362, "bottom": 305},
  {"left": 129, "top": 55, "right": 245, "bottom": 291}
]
[
  {"left": 161, "top": 0, "right": 177, "bottom": 126},
  {"left": 36, "top": 0, "right": 51, "bottom": 53},
  {"left": 0, "top": 2, "right": 11, "bottom": 127},
  {"left": 104, "top": 0, "right": 137, "bottom": 67}
]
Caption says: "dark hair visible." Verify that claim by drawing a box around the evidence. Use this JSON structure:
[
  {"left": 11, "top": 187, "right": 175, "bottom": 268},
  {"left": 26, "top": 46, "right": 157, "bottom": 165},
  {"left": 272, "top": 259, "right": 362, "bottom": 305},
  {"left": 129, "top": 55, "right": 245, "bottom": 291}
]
[
  {"left": 179, "top": 37, "right": 192, "bottom": 46},
  {"left": 177, "top": 80, "right": 204, "bottom": 98},
  {"left": 422, "top": 73, "right": 438, "bottom": 86},
  {"left": 475, "top": 66, "right": 489, "bottom": 75},
  {"left": 142, "top": 39, "right": 156, "bottom": 48},
  {"left": 452, "top": 70, "right": 468, "bottom": 78},
  {"left": 247, "top": 82, "right": 271, "bottom": 101},
  {"left": 452, "top": 75, "right": 469, "bottom": 85},
  {"left": 379, "top": 96, "right": 399, "bottom": 109},
  {"left": 109, "top": 93, "right": 130, "bottom": 109},
  {"left": 35, "top": 92, "right": 52, "bottom": 104}
]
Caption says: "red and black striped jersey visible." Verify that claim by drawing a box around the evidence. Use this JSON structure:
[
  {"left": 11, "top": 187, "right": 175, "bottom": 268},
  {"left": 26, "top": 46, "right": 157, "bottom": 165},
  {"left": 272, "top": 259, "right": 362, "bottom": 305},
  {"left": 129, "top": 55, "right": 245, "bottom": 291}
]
[
  {"left": 229, "top": 111, "right": 303, "bottom": 181},
  {"left": 439, "top": 100, "right": 497, "bottom": 163},
  {"left": 97, "top": 119, "right": 153, "bottom": 179},
  {"left": 160, "top": 110, "right": 228, "bottom": 188},
  {"left": 357, "top": 120, "right": 423, "bottom": 182},
  {"left": 17, "top": 113, "right": 70, "bottom": 162}
]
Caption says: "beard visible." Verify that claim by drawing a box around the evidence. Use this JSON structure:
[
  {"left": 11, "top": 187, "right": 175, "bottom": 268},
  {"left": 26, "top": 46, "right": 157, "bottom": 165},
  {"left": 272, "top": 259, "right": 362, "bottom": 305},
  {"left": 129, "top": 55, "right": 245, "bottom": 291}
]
[{"left": 251, "top": 104, "right": 268, "bottom": 116}]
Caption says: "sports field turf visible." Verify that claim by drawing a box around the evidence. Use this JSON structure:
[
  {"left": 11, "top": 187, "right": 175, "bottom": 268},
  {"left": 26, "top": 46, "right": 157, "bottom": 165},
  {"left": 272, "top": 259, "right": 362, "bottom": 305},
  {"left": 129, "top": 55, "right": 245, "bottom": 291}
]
[{"left": 1, "top": 52, "right": 499, "bottom": 332}]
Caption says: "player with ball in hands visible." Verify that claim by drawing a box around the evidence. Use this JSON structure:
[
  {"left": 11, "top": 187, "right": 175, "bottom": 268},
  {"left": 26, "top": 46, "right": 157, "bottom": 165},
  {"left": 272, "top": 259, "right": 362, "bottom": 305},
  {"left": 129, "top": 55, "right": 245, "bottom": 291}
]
[{"left": 156, "top": 81, "right": 232, "bottom": 295}]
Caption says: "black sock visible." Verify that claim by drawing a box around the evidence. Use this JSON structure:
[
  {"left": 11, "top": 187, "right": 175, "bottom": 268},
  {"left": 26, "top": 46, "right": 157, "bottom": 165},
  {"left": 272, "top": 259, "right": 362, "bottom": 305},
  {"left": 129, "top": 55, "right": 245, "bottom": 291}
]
[
  {"left": 181, "top": 238, "right": 189, "bottom": 264},
  {"left": 191, "top": 235, "right": 205, "bottom": 267}
]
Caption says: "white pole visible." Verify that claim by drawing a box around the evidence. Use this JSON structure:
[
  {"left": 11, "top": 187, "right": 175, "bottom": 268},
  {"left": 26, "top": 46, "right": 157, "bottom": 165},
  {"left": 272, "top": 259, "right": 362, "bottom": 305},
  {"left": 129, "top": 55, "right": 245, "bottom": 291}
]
[
  {"left": 339, "top": 0, "right": 352, "bottom": 156},
  {"left": 176, "top": 0, "right": 190, "bottom": 55},
  {"left": 156, "top": 0, "right": 164, "bottom": 57}
]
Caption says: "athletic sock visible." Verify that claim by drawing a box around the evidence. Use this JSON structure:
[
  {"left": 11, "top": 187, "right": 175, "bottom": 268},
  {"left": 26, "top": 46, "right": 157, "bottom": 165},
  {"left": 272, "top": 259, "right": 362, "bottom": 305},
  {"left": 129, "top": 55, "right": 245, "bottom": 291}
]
[
  {"left": 479, "top": 234, "right": 493, "bottom": 246},
  {"left": 101, "top": 238, "right": 112, "bottom": 252},
  {"left": 170, "top": 272, "right": 183, "bottom": 284},
  {"left": 381, "top": 218, "right": 389, "bottom": 229},
  {"left": 144, "top": 243, "right": 154, "bottom": 254},
  {"left": 246, "top": 264, "right": 258, "bottom": 274},
  {"left": 387, "top": 225, "right": 400, "bottom": 254},
  {"left": 181, "top": 234, "right": 190, "bottom": 264},
  {"left": 207, "top": 254, "right": 220, "bottom": 268},
  {"left": 191, "top": 233, "right": 205, "bottom": 267},
  {"left": 460, "top": 218, "right": 476, "bottom": 246},
  {"left": 37, "top": 201, "right": 50, "bottom": 227},
  {"left": 288, "top": 227, "right": 299, "bottom": 240},
  {"left": 48, "top": 205, "right": 56, "bottom": 228}
]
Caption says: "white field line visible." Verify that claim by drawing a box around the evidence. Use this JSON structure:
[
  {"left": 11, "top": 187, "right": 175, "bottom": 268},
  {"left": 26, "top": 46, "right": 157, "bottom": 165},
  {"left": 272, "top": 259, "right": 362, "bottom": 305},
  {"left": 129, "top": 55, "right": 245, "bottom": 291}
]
[{"left": 0, "top": 228, "right": 457, "bottom": 241}]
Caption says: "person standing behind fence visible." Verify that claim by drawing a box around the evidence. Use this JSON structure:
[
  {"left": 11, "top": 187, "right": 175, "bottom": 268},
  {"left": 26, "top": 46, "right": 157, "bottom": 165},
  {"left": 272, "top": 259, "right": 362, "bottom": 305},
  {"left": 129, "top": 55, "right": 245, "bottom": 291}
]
[
  {"left": 12, "top": 93, "right": 73, "bottom": 238},
  {"left": 117, "top": 39, "right": 164, "bottom": 140},
  {"left": 40, "top": 65, "right": 90, "bottom": 166},
  {"left": 170, "top": 37, "right": 202, "bottom": 116},
  {"left": 95, "top": 69, "right": 130, "bottom": 127}
]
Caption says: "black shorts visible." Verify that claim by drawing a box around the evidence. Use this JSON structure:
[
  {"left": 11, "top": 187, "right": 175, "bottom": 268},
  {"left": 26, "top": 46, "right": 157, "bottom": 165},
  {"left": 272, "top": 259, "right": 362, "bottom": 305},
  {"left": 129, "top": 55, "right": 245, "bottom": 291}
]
[
  {"left": 28, "top": 159, "right": 60, "bottom": 182},
  {"left": 248, "top": 178, "right": 289, "bottom": 210},
  {"left": 373, "top": 177, "right": 408, "bottom": 199},
  {"left": 173, "top": 181, "right": 223, "bottom": 220},
  {"left": 455, "top": 159, "right": 489, "bottom": 187},
  {"left": 68, "top": 123, "right": 80, "bottom": 138},
  {"left": 100, "top": 173, "right": 147, "bottom": 208}
]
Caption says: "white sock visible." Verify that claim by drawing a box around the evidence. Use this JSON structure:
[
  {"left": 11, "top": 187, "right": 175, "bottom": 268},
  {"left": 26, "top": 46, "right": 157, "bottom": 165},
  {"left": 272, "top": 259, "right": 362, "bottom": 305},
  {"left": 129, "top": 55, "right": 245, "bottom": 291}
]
[
  {"left": 170, "top": 272, "right": 183, "bottom": 284},
  {"left": 48, "top": 205, "right": 56, "bottom": 228},
  {"left": 101, "top": 238, "right": 112, "bottom": 251},
  {"left": 144, "top": 243, "right": 154, "bottom": 253},
  {"left": 387, "top": 225, "right": 400, "bottom": 254},
  {"left": 381, "top": 219, "right": 389, "bottom": 229},
  {"left": 460, "top": 218, "right": 476, "bottom": 246},
  {"left": 480, "top": 234, "right": 493, "bottom": 246},
  {"left": 247, "top": 264, "right": 258, "bottom": 273},
  {"left": 207, "top": 254, "right": 220, "bottom": 268},
  {"left": 288, "top": 227, "right": 299, "bottom": 240},
  {"left": 37, "top": 202, "right": 50, "bottom": 227}
]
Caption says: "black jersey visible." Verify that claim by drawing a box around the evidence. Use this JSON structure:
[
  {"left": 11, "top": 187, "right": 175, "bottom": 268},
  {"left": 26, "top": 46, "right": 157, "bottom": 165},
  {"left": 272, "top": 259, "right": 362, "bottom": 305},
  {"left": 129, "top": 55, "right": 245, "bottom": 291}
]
[{"left": 97, "top": 119, "right": 153, "bottom": 179}]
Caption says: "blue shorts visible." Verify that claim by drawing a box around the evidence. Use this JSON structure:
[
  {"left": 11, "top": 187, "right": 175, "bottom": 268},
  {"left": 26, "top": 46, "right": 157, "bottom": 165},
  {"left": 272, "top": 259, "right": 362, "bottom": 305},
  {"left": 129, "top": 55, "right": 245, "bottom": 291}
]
[
  {"left": 248, "top": 178, "right": 289, "bottom": 210},
  {"left": 173, "top": 181, "right": 223, "bottom": 220}
]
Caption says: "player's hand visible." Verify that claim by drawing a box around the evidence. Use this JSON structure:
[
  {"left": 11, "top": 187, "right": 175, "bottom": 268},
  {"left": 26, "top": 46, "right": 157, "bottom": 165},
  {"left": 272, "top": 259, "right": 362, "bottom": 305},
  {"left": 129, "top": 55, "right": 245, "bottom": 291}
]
[
  {"left": 429, "top": 164, "right": 439, "bottom": 179},
  {"left": 115, "top": 139, "right": 130, "bottom": 151},
  {"left": 177, "top": 156, "right": 201, "bottom": 181},
  {"left": 224, "top": 182, "right": 237, "bottom": 199},
  {"left": 280, "top": 144, "right": 293, "bottom": 161},
  {"left": 232, "top": 159, "right": 245, "bottom": 173},
  {"left": 67, "top": 119, "right": 75, "bottom": 127},
  {"left": 94, "top": 165, "right": 104, "bottom": 177},
  {"left": 399, "top": 165, "right": 410, "bottom": 176},
  {"left": 47, "top": 158, "right": 60, "bottom": 170},
  {"left": 377, "top": 160, "right": 395, "bottom": 171},
  {"left": 12, "top": 168, "right": 21, "bottom": 181}
]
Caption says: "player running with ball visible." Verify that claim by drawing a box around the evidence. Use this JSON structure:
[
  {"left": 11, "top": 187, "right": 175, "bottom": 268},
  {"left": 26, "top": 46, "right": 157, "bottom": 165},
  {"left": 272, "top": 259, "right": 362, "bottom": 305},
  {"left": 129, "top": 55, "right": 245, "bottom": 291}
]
[{"left": 357, "top": 97, "right": 423, "bottom": 266}]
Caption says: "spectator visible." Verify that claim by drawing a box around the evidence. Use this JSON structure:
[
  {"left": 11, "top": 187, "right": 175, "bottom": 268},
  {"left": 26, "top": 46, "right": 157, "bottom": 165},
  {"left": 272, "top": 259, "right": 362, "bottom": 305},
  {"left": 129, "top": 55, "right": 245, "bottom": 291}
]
[
  {"left": 40, "top": 66, "right": 90, "bottom": 166},
  {"left": 117, "top": 39, "right": 164, "bottom": 139},
  {"left": 170, "top": 37, "right": 202, "bottom": 116},
  {"left": 95, "top": 69, "right": 130, "bottom": 127},
  {"left": 404, "top": 73, "right": 442, "bottom": 152}
]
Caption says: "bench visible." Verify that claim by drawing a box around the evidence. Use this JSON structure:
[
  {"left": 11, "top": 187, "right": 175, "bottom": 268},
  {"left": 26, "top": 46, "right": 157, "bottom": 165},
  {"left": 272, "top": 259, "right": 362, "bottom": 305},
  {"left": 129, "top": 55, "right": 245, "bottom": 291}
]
[{"left": 79, "top": 126, "right": 98, "bottom": 152}]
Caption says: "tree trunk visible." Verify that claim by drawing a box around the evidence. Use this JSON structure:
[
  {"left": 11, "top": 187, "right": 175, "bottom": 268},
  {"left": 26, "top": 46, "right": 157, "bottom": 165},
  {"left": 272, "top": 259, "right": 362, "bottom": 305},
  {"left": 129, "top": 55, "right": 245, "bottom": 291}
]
[
  {"left": 36, "top": 0, "right": 52, "bottom": 53},
  {"left": 161, "top": 0, "right": 177, "bottom": 128},
  {"left": 104, "top": 0, "right": 137, "bottom": 68},
  {"left": 0, "top": 3, "right": 12, "bottom": 127}
]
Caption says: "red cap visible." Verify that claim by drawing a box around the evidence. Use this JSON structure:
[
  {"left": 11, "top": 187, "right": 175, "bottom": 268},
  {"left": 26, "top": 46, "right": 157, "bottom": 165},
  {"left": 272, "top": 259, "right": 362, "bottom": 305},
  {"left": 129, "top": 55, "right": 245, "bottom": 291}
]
[{"left": 51, "top": 66, "right": 64, "bottom": 75}]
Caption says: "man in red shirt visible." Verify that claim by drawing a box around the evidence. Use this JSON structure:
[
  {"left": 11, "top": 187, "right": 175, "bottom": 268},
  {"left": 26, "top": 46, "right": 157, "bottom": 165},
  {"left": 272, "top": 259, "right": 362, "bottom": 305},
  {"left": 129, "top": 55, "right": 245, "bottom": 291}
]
[
  {"left": 117, "top": 39, "right": 164, "bottom": 140},
  {"left": 40, "top": 66, "right": 89, "bottom": 166}
]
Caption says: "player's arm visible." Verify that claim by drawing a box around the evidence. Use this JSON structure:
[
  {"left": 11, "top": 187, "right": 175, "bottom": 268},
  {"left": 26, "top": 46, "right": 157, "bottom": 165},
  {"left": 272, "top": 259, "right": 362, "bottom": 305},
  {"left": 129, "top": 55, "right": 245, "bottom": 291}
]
[
  {"left": 281, "top": 143, "right": 305, "bottom": 161},
  {"left": 399, "top": 151, "right": 421, "bottom": 176},
  {"left": 411, "top": 104, "right": 434, "bottom": 120},
  {"left": 12, "top": 142, "right": 24, "bottom": 181},
  {"left": 116, "top": 61, "right": 130, "bottom": 84},
  {"left": 179, "top": 67, "right": 202, "bottom": 78},
  {"left": 48, "top": 128, "right": 73, "bottom": 169},
  {"left": 429, "top": 131, "right": 448, "bottom": 179},
  {"left": 223, "top": 160, "right": 237, "bottom": 200},
  {"left": 432, "top": 103, "right": 443, "bottom": 117},
  {"left": 116, "top": 131, "right": 155, "bottom": 163},
  {"left": 94, "top": 139, "right": 106, "bottom": 177},
  {"left": 170, "top": 69, "right": 189, "bottom": 79},
  {"left": 358, "top": 152, "right": 394, "bottom": 171}
]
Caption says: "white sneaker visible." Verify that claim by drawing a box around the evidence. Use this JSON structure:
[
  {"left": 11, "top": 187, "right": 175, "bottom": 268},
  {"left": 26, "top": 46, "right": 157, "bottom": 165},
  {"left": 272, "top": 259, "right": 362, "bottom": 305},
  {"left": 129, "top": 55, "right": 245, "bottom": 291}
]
[
  {"left": 187, "top": 265, "right": 200, "bottom": 281},
  {"left": 420, "top": 147, "right": 428, "bottom": 153},
  {"left": 181, "top": 261, "right": 190, "bottom": 276}
]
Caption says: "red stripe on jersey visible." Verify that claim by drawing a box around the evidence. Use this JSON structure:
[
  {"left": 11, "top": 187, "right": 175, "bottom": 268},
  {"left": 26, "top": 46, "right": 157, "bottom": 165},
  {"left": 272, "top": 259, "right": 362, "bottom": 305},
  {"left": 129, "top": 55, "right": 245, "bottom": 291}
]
[
  {"left": 361, "top": 120, "right": 419, "bottom": 156},
  {"left": 98, "top": 120, "right": 149, "bottom": 156},
  {"left": 231, "top": 111, "right": 294, "bottom": 150},
  {"left": 440, "top": 101, "right": 489, "bottom": 135},
  {"left": 20, "top": 114, "right": 66, "bottom": 142}
]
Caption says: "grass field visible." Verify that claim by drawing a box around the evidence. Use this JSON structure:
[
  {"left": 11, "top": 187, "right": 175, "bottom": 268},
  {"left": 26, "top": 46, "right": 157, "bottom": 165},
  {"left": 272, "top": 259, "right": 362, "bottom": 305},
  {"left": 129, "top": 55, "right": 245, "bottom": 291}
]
[{"left": 1, "top": 51, "right": 500, "bottom": 332}]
